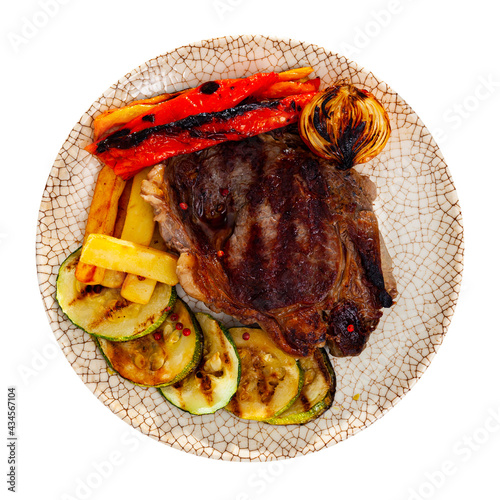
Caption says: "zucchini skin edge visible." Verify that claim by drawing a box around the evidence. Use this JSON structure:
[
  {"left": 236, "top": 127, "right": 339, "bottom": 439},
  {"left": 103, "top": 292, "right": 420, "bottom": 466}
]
[
  {"left": 265, "top": 349, "right": 336, "bottom": 425},
  {"left": 93, "top": 297, "right": 205, "bottom": 389},
  {"left": 55, "top": 247, "right": 178, "bottom": 342},
  {"left": 158, "top": 313, "right": 241, "bottom": 415}
]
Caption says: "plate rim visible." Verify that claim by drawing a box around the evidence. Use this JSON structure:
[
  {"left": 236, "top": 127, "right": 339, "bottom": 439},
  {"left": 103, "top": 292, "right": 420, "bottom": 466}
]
[{"left": 36, "top": 33, "right": 464, "bottom": 461}]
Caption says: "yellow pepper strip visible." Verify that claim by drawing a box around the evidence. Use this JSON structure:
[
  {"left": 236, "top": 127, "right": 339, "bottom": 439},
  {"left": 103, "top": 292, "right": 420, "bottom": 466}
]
[
  {"left": 94, "top": 104, "right": 157, "bottom": 140},
  {"left": 277, "top": 67, "right": 314, "bottom": 81}
]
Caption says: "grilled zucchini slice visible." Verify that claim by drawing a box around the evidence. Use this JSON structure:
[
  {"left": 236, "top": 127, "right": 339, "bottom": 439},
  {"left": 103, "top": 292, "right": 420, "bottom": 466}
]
[
  {"left": 265, "top": 349, "right": 335, "bottom": 425},
  {"left": 95, "top": 299, "right": 203, "bottom": 387},
  {"left": 56, "top": 248, "right": 175, "bottom": 341},
  {"left": 225, "top": 327, "right": 303, "bottom": 421},
  {"left": 159, "top": 313, "right": 240, "bottom": 415}
]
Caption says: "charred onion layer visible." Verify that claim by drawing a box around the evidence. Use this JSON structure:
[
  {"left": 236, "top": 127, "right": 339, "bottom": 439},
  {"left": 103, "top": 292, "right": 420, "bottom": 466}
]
[{"left": 299, "top": 84, "right": 391, "bottom": 170}]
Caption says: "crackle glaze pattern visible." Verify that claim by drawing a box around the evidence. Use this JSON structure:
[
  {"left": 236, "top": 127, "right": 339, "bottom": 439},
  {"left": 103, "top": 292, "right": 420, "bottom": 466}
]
[{"left": 36, "top": 35, "right": 463, "bottom": 461}]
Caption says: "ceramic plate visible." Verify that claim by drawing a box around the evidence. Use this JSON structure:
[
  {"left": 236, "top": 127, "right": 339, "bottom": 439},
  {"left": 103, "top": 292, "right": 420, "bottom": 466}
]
[{"left": 36, "top": 35, "right": 463, "bottom": 461}]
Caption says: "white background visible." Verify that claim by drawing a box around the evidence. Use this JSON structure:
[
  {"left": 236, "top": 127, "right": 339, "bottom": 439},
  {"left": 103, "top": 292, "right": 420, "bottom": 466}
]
[{"left": 2, "top": 1, "right": 500, "bottom": 499}]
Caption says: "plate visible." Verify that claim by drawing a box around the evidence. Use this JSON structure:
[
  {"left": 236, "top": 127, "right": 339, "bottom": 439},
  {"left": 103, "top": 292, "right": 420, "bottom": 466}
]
[{"left": 36, "top": 35, "right": 463, "bottom": 461}]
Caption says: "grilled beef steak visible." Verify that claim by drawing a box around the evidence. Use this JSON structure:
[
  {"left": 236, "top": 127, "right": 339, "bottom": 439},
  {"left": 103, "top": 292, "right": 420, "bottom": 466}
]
[{"left": 142, "top": 127, "right": 397, "bottom": 357}]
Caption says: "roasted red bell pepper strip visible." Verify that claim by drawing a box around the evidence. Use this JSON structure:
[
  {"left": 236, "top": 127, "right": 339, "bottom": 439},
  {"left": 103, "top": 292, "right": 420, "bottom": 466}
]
[
  {"left": 91, "top": 92, "right": 318, "bottom": 179},
  {"left": 87, "top": 72, "right": 279, "bottom": 151},
  {"left": 90, "top": 68, "right": 316, "bottom": 141}
]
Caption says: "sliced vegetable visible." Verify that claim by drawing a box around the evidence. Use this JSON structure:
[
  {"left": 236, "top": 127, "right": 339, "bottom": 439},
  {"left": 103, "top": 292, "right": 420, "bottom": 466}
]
[
  {"left": 119, "top": 167, "right": 155, "bottom": 245},
  {"left": 276, "top": 67, "right": 314, "bottom": 81},
  {"left": 87, "top": 92, "right": 318, "bottom": 179},
  {"left": 128, "top": 92, "right": 185, "bottom": 106},
  {"left": 100, "top": 268, "right": 126, "bottom": 289},
  {"left": 94, "top": 96, "right": 170, "bottom": 140},
  {"left": 96, "top": 299, "right": 202, "bottom": 387},
  {"left": 75, "top": 165, "right": 126, "bottom": 283},
  {"left": 99, "top": 177, "right": 132, "bottom": 288},
  {"left": 254, "top": 78, "right": 320, "bottom": 99},
  {"left": 79, "top": 234, "right": 178, "bottom": 286},
  {"left": 92, "top": 67, "right": 314, "bottom": 142},
  {"left": 265, "top": 349, "right": 335, "bottom": 425},
  {"left": 120, "top": 274, "right": 155, "bottom": 304},
  {"left": 113, "top": 177, "right": 133, "bottom": 238},
  {"left": 56, "top": 248, "right": 176, "bottom": 341},
  {"left": 160, "top": 313, "right": 240, "bottom": 415},
  {"left": 225, "top": 328, "right": 303, "bottom": 421},
  {"left": 116, "top": 167, "right": 157, "bottom": 303},
  {"left": 94, "top": 91, "right": 191, "bottom": 140},
  {"left": 87, "top": 71, "right": 279, "bottom": 158},
  {"left": 94, "top": 104, "right": 158, "bottom": 141},
  {"left": 120, "top": 225, "right": 165, "bottom": 304}
]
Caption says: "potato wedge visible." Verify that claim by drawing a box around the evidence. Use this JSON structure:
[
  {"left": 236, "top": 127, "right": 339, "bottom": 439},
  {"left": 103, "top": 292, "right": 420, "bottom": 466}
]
[
  {"left": 75, "top": 165, "right": 126, "bottom": 284},
  {"left": 75, "top": 259, "right": 106, "bottom": 285},
  {"left": 113, "top": 178, "right": 133, "bottom": 238},
  {"left": 100, "top": 180, "right": 133, "bottom": 288},
  {"left": 120, "top": 223, "right": 165, "bottom": 304},
  {"left": 120, "top": 274, "right": 156, "bottom": 304},
  {"left": 80, "top": 234, "right": 178, "bottom": 285},
  {"left": 117, "top": 168, "right": 157, "bottom": 302},
  {"left": 120, "top": 167, "right": 155, "bottom": 245},
  {"left": 100, "top": 269, "right": 126, "bottom": 289}
]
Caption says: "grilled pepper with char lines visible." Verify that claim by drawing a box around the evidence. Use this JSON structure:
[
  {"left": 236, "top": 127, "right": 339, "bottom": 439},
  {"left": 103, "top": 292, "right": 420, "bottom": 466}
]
[{"left": 87, "top": 92, "right": 318, "bottom": 179}]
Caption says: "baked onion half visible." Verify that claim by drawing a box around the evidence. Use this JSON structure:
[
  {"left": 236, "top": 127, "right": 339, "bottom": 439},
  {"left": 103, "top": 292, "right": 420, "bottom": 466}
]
[{"left": 298, "top": 84, "right": 391, "bottom": 170}]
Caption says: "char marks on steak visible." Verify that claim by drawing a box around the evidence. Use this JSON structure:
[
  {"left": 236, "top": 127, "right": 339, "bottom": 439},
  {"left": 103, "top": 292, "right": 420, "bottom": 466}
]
[{"left": 142, "top": 126, "right": 397, "bottom": 357}]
